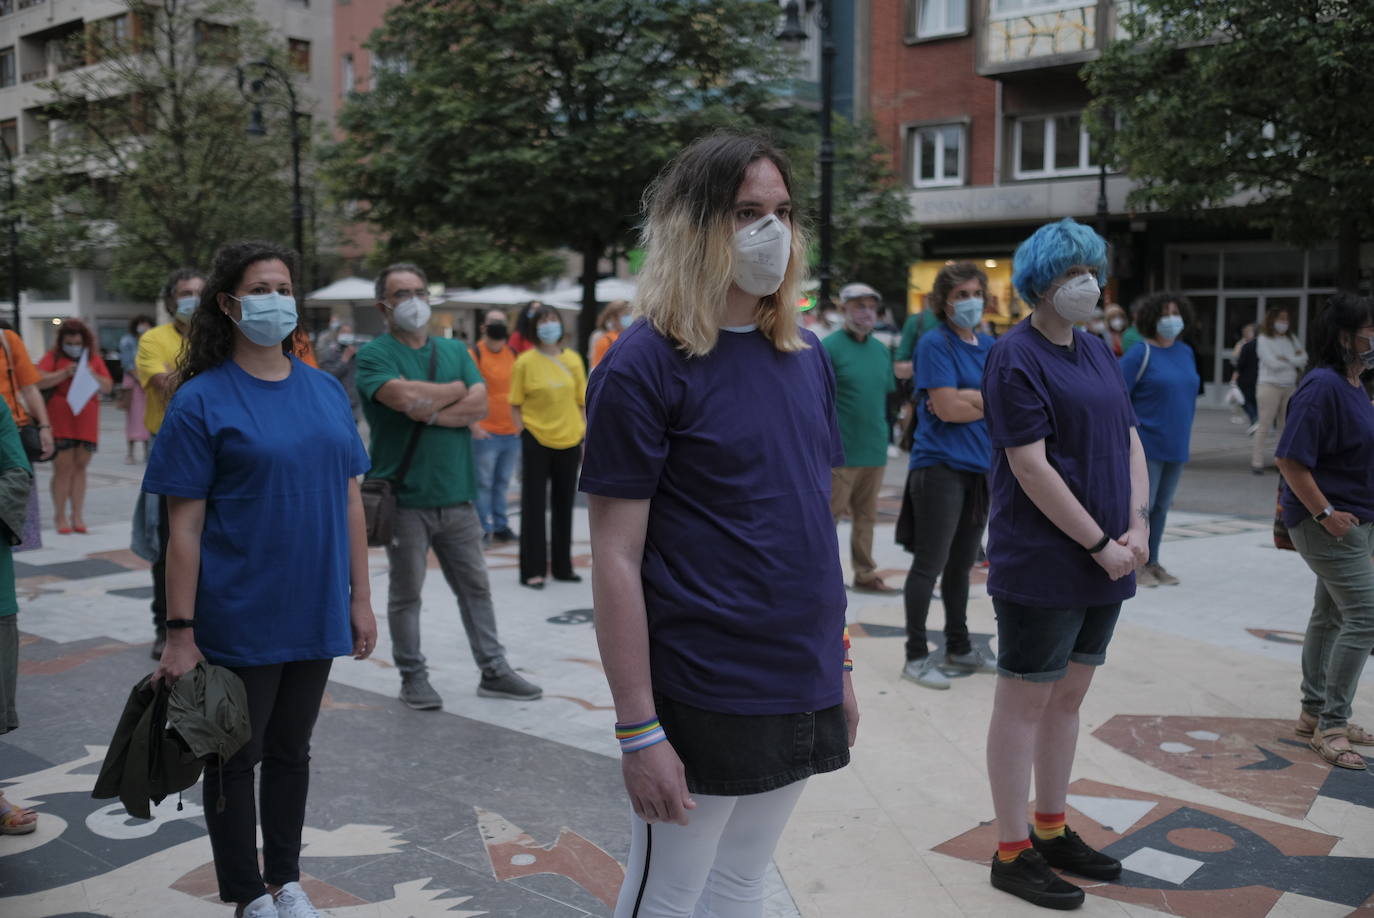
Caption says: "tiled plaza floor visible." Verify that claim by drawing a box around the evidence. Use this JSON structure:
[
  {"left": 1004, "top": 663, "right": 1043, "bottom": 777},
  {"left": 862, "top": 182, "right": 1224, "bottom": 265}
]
[{"left": 1, "top": 410, "right": 1371, "bottom": 916}]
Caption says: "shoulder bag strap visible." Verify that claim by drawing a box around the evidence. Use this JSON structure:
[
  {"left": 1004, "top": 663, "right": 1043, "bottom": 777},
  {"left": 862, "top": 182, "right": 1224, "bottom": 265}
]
[
  {"left": 392, "top": 342, "right": 439, "bottom": 489},
  {"left": 1135, "top": 341, "right": 1151, "bottom": 385}
]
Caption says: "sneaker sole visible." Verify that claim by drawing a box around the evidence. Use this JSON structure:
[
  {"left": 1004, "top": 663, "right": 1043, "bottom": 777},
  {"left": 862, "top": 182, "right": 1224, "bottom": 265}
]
[
  {"left": 400, "top": 698, "right": 443, "bottom": 711},
  {"left": 990, "top": 874, "right": 1085, "bottom": 910},
  {"left": 476, "top": 687, "right": 543, "bottom": 701},
  {"left": 900, "top": 671, "right": 950, "bottom": 690}
]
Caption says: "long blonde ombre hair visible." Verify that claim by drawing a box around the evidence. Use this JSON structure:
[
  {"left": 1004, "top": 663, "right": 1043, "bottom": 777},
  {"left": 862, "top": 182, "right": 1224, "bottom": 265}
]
[{"left": 635, "top": 133, "right": 809, "bottom": 358}]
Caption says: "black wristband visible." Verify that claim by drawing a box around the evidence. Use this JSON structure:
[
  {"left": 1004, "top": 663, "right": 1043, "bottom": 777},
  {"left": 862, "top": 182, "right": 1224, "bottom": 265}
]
[
  {"left": 165, "top": 619, "right": 195, "bottom": 630},
  {"left": 1086, "top": 534, "right": 1111, "bottom": 554}
]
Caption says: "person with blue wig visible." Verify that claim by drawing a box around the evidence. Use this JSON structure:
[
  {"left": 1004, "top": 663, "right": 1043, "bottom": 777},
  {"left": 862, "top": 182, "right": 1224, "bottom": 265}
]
[{"left": 980, "top": 218, "right": 1148, "bottom": 909}]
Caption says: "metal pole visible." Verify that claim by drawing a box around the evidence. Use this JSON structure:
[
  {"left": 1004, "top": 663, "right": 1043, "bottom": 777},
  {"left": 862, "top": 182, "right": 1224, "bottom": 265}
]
[
  {"left": 0, "top": 137, "right": 17, "bottom": 331},
  {"left": 818, "top": 0, "right": 834, "bottom": 309},
  {"left": 1095, "top": 160, "right": 1108, "bottom": 238},
  {"left": 289, "top": 109, "right": 304, "bottom": 304}
]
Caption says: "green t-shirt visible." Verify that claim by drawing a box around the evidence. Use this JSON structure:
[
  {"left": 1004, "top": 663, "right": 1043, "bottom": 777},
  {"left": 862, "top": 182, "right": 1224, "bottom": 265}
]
[
  {"left": 897, "top": 310, "right": 940, "bottom": 363},
  {"left": 0, "top": 398, "right": 29, "bottom": 617},
  {"left": 822, "top": 330, "right": 896, "bottom": 468},
  {"left": 356, "top": 334, "right": 484, "bottom": 509},
  {"left": 1121, "top": 325, "right": 1142, "bottom": 353}
]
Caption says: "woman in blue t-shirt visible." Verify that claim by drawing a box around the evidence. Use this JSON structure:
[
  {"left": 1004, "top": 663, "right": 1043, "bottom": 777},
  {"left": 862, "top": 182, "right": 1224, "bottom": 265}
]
[
  {"left": 1119, "top": 292, "right": 1200, "bottom": 589},
  {"left": 147, "top": 240, "right": 375, "bottom": 918},
  {"left": 581, "top": 134, "right": 855, "bottom": 918},
  {"left": 900, "top": 262, "right": 995, "bottom": 691},
  {"left": 981, "top": 219, "right": 1149, "bottom": 909},
  {"left": 1275, "top": 292, "right": 1374, "bottom": 772}
]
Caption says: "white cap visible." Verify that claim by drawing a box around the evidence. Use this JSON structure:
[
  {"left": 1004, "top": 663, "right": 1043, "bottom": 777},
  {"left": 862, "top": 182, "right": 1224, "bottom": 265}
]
[{"left": 839, "top": 282, "right": 882, "bottom": 304}]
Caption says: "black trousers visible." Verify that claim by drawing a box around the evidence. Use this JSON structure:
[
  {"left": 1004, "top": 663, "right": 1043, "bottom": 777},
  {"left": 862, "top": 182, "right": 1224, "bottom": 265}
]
[
  {"left": 903, "top": 464, "right": 988, "bottom": 661},
  {"left": 151, "top": 493, "right": 170, "bottom": 635},
  {"left": 204, "top": 659, "right": 332, "bottom": 905},
  {"left": 519, "top": 430, "right": 580, "bottom": 582}
]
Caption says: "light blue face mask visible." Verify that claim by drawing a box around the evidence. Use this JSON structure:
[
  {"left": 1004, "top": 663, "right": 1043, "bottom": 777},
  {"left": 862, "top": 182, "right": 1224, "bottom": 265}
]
[
  {"left": 951, "top": 298, "right": 984, "bottom": 330},
  {"left": 228, "top": 292, "right": 298, "bottom": 347},
  {"left": 176, "top": 296, "right": 199, "bottom": 320},
  {"left": 536, "top": 321, "right": 563, "bottom": 343},
  {"left": 1157, "top": 315, "right": 1185, "bottom": 340}
]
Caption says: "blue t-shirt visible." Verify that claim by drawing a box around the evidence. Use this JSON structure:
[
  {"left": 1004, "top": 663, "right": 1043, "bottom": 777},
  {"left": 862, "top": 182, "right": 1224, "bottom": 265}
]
[
  {"left": 1119, "top": 341, "right": 1199, "bottom": 464},
  {"left": 1276, "top": 368, "right": 1374, "bottom": 528},
  {"left": 982, "top": 320, "right": 1138, "bottom": 607},
  {"left": 911, "top": 324, "right": 994, "bottom": 474},
  {"left": 579, "top": 322, "right": 848, "bottom": 716},
  {"left": 143, "top": 358, "right": 370, "bottom": 667}
]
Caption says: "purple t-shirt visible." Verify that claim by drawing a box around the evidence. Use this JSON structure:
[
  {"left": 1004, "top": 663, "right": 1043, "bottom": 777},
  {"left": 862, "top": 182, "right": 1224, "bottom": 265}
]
[
  {"left": 982, "top": 320, "right": 1138, "bottom": 607},
  {"left": 579, "top": 321, "right": 848, "bottom": 715},
  {"left": 1276, "top": 368, "right": 1374, "bottom": 528}
]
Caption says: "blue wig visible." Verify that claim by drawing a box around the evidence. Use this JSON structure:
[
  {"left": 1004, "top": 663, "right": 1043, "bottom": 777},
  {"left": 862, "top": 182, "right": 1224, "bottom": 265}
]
[{"left": 1011, "top": 218, "right": 1109, "bottom": 308}]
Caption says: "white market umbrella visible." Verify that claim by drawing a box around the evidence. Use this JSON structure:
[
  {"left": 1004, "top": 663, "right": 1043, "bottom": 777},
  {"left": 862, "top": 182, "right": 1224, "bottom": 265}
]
[{"left": 305, "top": 276, "right": 376, "bottom": 305}]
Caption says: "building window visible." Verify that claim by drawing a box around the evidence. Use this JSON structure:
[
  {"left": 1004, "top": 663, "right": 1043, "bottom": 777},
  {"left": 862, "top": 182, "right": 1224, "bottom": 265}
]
[
  {"left": 990, "top": 0, "right": 1088, "bottom": 19},
  {"left": 341, "top": 52, "right": 355, "bottom": 94},
  {"left": 195, "top": 21, "right": 239, "bottom": 66},
  {"left": 288, "top": 38, "right": 310, "bottom": 74},
  {"left": 908, "top": 123, "right": 965, "bottom": 188},
  {"left": 0, "top": 47, "right": 13, "bottom": 88},
  {"left": 909, "top": 0, "right": 967, "bottom": 39},
  {"left": 0, "top": 120, "right": 16, "bottom": 157},
  {"left": 1013, "top": 113, "right": 1097, "bottom": 178}
]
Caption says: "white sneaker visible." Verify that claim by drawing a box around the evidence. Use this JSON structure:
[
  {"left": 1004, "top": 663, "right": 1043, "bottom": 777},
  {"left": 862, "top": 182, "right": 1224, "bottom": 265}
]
[
  {"left": 239, "top": 894, "right": 276, "bottom": 918},
  {"left": 901, "top": 657, "right": 950, "bottom": 690},
  {"left": 273, "top": 882, "right": 321, "bottom": 918},
  {"left": 946, "top": 647, "right": 998, "bottom": 673}
]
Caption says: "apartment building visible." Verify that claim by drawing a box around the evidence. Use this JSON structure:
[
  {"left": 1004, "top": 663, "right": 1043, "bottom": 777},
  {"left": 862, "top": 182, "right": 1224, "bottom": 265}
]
[
  {"left": 0, "top": 0, "right": 332, "bottom": 359},
  {"left": 866, "top": 0, "right": 1351, "bottom": 396}
]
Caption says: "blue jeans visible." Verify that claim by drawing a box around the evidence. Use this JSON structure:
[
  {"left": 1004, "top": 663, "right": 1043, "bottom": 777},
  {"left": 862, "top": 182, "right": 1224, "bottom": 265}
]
[
  {"left": 472, "top": 433, "right": 520, "bottom": 534},
  {"left": 1146, "top": 458, "right": 1185, "bottom": 565}
]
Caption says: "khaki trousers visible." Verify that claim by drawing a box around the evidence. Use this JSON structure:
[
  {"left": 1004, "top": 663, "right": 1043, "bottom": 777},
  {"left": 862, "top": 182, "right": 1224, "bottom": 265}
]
[
  {"left": 831, "top": 465, "right": 885, "bottom": 582},
  {"left": 1252, "top": 382, "right": 1292, "bottom": 470}
]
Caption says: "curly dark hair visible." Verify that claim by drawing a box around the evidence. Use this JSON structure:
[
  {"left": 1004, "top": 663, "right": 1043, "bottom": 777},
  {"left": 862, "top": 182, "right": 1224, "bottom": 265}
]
[
  {"left": 928, "top": 262, "right": 988, "bottom": 321},
  {"left": 1304, "top": 292, "right": 1374, "bottom": 379},
  {"left": 1131, "top": 291, "right": 1193, "bottom": 340},
  {"left": 177, "top": 240, "right": 299, "bottom": 389},
  {"left": 52, "top": 317, "right": 96, "bottom": 357}
]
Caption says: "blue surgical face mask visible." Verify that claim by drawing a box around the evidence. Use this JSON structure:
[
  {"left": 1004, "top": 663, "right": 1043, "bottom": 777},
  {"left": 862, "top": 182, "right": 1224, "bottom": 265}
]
[
  {"left": 228, "top": 292, "right": 298, "bottom": 347},
  {"left": 619, "top": 313, "right": 634, "bottom": 330},
  {"left": 536, "top": 321, "right": 563, "bottom": 343},
  {"left": 1157, "top": 315, "right": 1185, "bottom": 340},
  {"left": 175, "top": 296, "right": 199, "bottom": 320},
  {"left": 62, "top": 343, "right": 83, "bottom": 360},
  {"left": 951, "top": 298, "right": 984, "bottom": 330}
]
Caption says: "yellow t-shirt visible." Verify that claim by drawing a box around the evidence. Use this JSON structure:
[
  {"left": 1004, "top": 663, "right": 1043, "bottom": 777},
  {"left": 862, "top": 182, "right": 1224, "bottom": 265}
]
[
  {"left": 135, "top": 321, "right": 187, "bottom": 435},
  {"left": 509, "top": 348, "right": 586, "bottom": 450}
]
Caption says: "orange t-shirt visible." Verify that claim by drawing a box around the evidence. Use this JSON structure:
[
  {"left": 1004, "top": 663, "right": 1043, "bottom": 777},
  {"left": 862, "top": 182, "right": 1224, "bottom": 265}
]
[
  {"left": 0, "top": 330, "right": 41, "bottom": 425},
  {"left": 470, "top": 341, "right": 519, "bottom": 435},
  {"left": 591, "top": 329, "right": 621, "bottom": 369}
]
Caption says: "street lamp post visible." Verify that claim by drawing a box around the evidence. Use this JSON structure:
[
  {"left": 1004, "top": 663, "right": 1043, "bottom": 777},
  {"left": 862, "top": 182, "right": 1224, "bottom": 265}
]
[
  {"left": 237, "top": 60, "right": 306, "bottom": 301},
  {"left": 779, "top": 0, "right": 834, "bottom": 310},
  {"left": 0, "top": 136, "right": 19, "bottom": 331},
  {"left": 1096, "top": 160, "right": 1109, "bottom": 239}
]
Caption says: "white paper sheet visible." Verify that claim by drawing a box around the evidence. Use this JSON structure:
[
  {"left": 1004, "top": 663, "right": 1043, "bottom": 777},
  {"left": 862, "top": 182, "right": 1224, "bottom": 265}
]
[{"left": 66, "top": 349, "right": 99, "bottom": 416}]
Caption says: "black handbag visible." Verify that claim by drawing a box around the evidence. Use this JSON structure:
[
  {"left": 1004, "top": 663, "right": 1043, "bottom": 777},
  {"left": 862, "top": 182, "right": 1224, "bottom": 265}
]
[
  {"left": 0, "top": 330, "right": 47, "bottom": 463},
  {"left": 361, "top": 344, "right": 438, "bottom": 547}
]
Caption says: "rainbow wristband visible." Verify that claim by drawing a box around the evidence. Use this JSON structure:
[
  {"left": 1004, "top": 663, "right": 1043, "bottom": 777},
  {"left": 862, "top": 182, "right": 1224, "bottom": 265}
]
[
  {"left": 615, "top": 718, "right": 667, "bottom": 753},
  {"left": 843, "top": 658, "right": 854, "bottom": 672}
]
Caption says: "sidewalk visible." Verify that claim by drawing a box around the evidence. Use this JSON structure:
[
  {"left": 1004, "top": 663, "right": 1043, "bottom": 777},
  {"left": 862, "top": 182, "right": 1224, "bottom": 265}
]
[{"left": 1, "top": 406, "right": 1371, "bottom": 916}]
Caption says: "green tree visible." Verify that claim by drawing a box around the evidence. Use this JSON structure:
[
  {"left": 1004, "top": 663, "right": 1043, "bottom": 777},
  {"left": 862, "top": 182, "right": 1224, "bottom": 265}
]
[
  {"left": 23, "top": 0, "right": 308, "bottom": 301},
  {"left": 326, "top": 0, "right": 808, "bottom": 350},
  {"left": 799, "top": 118, "right": 924, "bottom": 312},
  {"left": 1086, "top": 0, "right": 1374, "bottom": 290},
  {"left": 363, "top": 226, "right": 565, "bottom": 291}
]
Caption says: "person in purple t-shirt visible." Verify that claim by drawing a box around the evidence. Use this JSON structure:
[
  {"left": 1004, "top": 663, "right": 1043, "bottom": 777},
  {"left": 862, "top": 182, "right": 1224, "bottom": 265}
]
[
  {"left": 981, "top": 219, "right": 1149, "bottom": 910},
  {"left": 580, "top": 133, "right": 856, "bottom": 918},
  {"left": 1274, "top": 291, "right": 1374, "bottom": 772}
]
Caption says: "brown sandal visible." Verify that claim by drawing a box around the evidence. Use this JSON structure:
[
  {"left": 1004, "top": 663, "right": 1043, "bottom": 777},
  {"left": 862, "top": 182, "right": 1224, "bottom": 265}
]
[
  {"left": 1346, "top": 722, "right": 1374, "bottom": 746},
  {"left": 0, "top": 792, "right": 37, "bottom": 835},
  {"left": 1295, "top": 710, "right": 1317, "bottom": 738},
  {"left": 1310, "top": 727, "right": 1367, "bottom": 770}
]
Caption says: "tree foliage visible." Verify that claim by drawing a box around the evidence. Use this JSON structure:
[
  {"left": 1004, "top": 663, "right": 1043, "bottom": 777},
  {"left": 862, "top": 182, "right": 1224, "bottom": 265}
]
[
  {"left": 326, "top": 0, "right": 812, "bottom": 348},
  {"left": 1085, "top": 0, "right": 1374, "bottom": 288},
  {"left": 23, "top": 0, "right": 307, "bottom": 301},
  {"left": 362, "top": 225, "right": 566, "bottom": 291}
]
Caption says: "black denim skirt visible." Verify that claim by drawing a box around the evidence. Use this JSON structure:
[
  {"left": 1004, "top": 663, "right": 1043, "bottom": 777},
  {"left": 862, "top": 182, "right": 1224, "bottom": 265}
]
[{"left": 655, "top": 693, "right": 850, "bottom": 796}]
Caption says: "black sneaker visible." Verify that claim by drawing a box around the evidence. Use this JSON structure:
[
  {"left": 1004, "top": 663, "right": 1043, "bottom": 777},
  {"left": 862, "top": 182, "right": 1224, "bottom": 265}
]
[
  {"left": 1031, "top": 827, "right": 1122, "bottom": 880},
  {"left": 990, "top": 848, "right": 1085, "bottom": 910},
  {"left": 492, "top": 527, "right": 518, "bottom": 543}
]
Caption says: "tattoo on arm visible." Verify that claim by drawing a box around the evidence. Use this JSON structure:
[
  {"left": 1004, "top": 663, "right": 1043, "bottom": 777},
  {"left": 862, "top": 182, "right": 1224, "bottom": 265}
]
[{"left": 1137, "top": 505, "right": 1149, "bottom": 523}]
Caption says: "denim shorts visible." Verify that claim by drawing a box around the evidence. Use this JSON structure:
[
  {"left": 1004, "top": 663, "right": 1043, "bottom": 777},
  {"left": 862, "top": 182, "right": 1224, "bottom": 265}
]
[
  {"left": 655, "top": 692, "right": 850, "bottom": 796},
  {"left": 992, "top": 599, "right": 1122, "bottom": 683}
]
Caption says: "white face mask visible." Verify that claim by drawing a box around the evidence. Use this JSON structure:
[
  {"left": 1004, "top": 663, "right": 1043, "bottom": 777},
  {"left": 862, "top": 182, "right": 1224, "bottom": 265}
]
[
  {"left": 390, "top": 296, "right": 431, "bottom": 332},
  {"left": 1108, "top": 317, "right": 1126, "bottom": 331},
  {"left": 732, "top": 214, "right": 792, "bottom": 298},
  {"left": 1273, "top": 320, "right": 1290, "bottom": 335},
  {"left": 1051, "top": 274, "right": 1101, "bottom": 323}
]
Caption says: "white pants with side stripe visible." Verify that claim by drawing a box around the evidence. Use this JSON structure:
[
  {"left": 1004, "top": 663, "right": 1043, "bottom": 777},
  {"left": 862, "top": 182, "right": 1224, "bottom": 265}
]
[{"left": 613, "top": 781, "right": 808, "bottom": 918}]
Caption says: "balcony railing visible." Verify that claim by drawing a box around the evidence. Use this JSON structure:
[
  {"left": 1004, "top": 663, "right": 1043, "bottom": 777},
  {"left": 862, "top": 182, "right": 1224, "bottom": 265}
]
[{"left": 985, "top": 1, "right": 1097, "bottom": 65}]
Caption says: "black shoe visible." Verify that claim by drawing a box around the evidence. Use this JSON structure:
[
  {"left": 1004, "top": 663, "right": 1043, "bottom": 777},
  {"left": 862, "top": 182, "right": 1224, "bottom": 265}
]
[
  {"left": 151, "top": 634, "right": 166, "bottom": 661},
  {"left": 552, "top": 573, "right": 583, "bottom": 583},
  {"left": 520, "top": 578, "right": 545, "bottom": 590},
  {"left": 990, "top": 848, "right": 1084, "bottom": 910},
  {"left": 492, "top": 528, "right": 518, "bottom": 543},
  {"left": 1031, "top": 827, "right": 1122, "bottom": 880}
]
